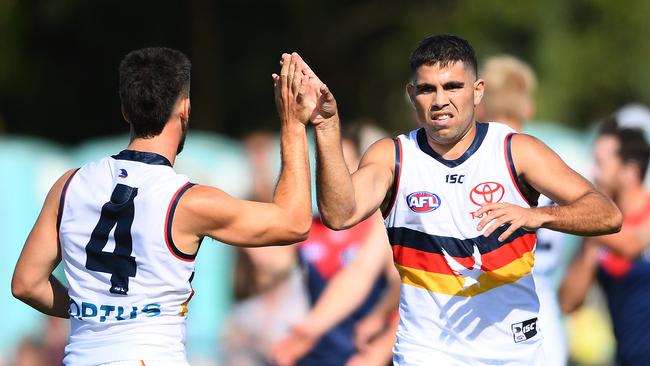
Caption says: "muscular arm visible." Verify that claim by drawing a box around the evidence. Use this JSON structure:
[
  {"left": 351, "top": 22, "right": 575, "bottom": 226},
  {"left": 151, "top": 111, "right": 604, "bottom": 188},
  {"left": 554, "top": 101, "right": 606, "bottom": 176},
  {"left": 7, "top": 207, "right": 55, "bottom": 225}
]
[
  {"left": 559, "top": 239, "right": 599, "bottom": 313},
  {"left": 477, "top": 134, "right": 622, "bottom": 240},
  {"left": 315, "top": 126, "right": 395, "bottom": 230},
  {"left": 174, "top": 54, "right": 313, "bottom": 248},
  {"left": 12, "top": 169, "right": 76, "bottom": 318}
]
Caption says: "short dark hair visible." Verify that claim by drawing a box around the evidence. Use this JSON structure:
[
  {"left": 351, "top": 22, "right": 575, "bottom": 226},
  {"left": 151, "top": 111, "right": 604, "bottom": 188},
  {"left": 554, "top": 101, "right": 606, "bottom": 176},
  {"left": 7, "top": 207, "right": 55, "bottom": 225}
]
[
  {"left": 599, "top": 118, "right": 650, "bottom": 180},
  {"left": 119, "top": 47, "right": 191, "bottom": 138},
  {"left": 409, "top": 34, "right": 478, "bottom": 78}
]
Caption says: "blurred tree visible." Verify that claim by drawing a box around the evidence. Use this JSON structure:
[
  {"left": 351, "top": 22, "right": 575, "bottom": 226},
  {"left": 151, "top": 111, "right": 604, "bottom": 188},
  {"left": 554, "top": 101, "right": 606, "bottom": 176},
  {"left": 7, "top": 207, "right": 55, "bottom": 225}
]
[{"left": 0, "top": 0, "right": 648, "bottom": 143}]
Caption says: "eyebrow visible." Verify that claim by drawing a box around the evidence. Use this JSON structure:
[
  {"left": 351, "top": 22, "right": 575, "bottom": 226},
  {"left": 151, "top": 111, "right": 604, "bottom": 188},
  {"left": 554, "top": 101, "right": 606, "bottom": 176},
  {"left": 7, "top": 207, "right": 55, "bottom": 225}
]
[
  {"left": 415, "top": 81, "right": 465, "bottom": 90},
  {"left": 443, "top": 81, "right": 464, "bottom": 89}
]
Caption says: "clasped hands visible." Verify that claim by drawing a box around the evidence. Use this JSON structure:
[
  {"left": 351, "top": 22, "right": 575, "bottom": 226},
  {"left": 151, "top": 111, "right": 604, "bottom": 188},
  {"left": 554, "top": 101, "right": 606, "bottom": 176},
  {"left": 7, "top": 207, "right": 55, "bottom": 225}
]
[{"left": 272, "top": 52, "right": 338, "bottom": 127}]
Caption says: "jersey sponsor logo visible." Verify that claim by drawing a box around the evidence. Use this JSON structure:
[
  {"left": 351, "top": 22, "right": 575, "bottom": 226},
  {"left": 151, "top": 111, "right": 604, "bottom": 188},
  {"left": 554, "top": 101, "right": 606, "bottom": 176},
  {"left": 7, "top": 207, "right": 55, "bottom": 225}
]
[
  {"left": 469, "top": 181, "right": 504, "bottom": 219},
  {"left": 445, "top": 174, "right": 465, "bottom": 184},
  {"left": 118, "top": 169, "right": 128, "bottom": 178},
  {"left": 68, "top": 299, "right": 161, "bottom": 322},
  {"left": 406, "top": 191, "right": 441, "bottom": 213},
  {"left": 511, "top": 317, "right": 538, "bottom": 343}
]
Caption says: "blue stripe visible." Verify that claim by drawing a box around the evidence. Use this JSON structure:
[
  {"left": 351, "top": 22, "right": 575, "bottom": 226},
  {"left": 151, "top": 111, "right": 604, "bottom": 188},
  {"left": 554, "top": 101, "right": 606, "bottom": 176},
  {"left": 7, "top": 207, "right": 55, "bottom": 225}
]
[
  {"left": 505, "top": 134, "right": 538, "bottom": 207},
  {"left": 382, "top": 138, "right": 401, "bottom": 218},
  {"left": 416, "top": 122, "right": 489, "bottom": 167},
  {"left": 166, "top": 182, "right": 197, "bottom": 260},
  {"left": 112, "top": 150, "right": 172, "bottom": 167},
  {"left": 387, "top": 226, "right": 533, "bottom": 258}
]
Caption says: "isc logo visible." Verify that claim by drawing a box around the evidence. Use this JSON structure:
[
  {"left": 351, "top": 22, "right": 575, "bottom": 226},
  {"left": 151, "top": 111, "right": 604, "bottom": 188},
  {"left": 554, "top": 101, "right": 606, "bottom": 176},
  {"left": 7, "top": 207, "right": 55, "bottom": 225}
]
[
  {"left": 511, "top": 317, "right": 538, "bottom": 343},
  {"left": 406, "top": 191, "right": 441, "bottom": 213}
]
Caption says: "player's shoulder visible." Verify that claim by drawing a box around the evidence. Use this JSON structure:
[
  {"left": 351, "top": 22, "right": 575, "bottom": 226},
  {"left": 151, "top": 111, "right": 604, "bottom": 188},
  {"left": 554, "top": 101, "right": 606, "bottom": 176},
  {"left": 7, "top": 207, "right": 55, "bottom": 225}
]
[
  {"left": 360, "top": 137, "right": 397, "bottom": 168},
  {"left": 366, "top": 137, "right": 396, "bottom": 153},
  {"left": 175, "top": 184, "right": 234, "bottom": 213},
  {"left": 51, "top": 168, "right": 80, "bottom": 196},
  {"left": 509, "top": 133, "right": 552, "bottom": 156}
]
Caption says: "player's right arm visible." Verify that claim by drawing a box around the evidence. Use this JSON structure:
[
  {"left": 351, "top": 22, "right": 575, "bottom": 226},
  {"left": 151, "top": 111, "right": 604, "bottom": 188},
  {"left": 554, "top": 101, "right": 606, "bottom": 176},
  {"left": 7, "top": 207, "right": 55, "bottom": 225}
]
[
  {"left": 175, "top": 53, "right": 313, "bottom": 248},
  {"left": 312, "top": 98, "right": 394, "bottom": 230}
]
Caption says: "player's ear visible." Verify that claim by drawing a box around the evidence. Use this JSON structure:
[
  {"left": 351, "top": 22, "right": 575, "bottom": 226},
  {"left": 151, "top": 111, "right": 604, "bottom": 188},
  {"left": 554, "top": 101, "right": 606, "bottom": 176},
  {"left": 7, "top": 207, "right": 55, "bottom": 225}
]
[
  {"left": 121, "top": 105, "right": 130, "bottom": 123},
  {"left": 178, "top": 96, "right": 190, "bottom": 123},
  {"left": 406, "top": 83, "right": 416, "bottom": 105},
  {"left": 473, "top": 78, "right": 485, "bottom": 106}
]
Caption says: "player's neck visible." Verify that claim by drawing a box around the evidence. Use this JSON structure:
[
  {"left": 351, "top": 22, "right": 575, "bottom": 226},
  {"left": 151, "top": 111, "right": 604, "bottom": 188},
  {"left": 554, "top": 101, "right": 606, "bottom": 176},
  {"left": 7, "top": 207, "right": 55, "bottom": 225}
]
[
  {"left": 126, "top": 121, "right": 182, "bottom": 166},
  {"left": 427, "top": 121, "right": 477, "bottom": 160},
  {"left": 615, "top": 183, "right": 648, "bottom": 215}
]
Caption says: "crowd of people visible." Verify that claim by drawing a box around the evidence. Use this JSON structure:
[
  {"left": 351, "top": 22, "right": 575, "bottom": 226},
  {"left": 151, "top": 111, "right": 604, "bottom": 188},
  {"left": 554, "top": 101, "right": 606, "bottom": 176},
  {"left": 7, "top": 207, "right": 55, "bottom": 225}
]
[{"left": 5, "top": 34, "right": 650, "bottom": 366}]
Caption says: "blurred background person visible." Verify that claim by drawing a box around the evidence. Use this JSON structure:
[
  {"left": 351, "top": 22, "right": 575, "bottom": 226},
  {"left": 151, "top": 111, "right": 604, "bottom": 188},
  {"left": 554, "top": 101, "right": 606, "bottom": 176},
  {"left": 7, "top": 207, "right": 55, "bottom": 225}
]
[
  {"left": 560, "top": 118, "right": 650, "bottom": 366},
  {"left": 220, "top": 131, "right": 310, "bottom": 366},
  {"left": 264, "top": 122, "right": 399, "bottom": 366},
  {"left": 476, "top": 54, "right": 576, "bottom": 365},
  {"left": 288, "top": 123, "right": 398, "bottom": 366}
]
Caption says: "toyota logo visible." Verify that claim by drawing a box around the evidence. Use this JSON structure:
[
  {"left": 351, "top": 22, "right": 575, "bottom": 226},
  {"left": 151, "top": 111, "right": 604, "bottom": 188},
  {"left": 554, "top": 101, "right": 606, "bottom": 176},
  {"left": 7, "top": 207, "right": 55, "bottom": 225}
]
[{"left": 469, "top": 182, "right": 505, "bottom": 206}]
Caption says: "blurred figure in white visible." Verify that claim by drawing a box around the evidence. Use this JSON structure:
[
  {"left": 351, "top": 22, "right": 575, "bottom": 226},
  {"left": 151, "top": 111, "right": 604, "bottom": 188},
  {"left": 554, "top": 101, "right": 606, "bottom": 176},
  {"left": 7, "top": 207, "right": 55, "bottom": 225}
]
[{"left": 476, "top": 55, "right": 571, "bottom": 366}]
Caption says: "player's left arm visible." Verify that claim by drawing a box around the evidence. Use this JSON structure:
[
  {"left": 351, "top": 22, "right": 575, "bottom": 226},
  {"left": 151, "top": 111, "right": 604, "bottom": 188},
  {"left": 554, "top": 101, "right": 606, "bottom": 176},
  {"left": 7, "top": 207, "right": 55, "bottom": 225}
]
[
  {"left": 11, "top": 170, "right": 74, "bottom": 318},
  {"left": 476, "top": 134, "right": 622, "bottom": 241},
  {"left": 353, "top": 254, "right": 400, "bottom": 351}
]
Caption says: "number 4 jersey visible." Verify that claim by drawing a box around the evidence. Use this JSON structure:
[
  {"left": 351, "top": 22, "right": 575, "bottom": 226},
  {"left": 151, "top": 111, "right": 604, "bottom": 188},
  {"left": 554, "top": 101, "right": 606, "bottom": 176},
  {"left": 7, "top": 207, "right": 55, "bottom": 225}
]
[
  {"left": 384, "top": 122, "right": 545, "bottom": 365},
  {"left": 58, "top": 150, "right": 196, "bottom": 365}
]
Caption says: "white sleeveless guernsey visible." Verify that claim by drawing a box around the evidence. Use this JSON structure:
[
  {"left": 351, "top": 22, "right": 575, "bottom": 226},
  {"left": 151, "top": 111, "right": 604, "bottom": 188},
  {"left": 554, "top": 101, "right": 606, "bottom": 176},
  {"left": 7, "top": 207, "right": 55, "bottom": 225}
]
[
  {"left": 58, "top": 150, "right": 197, "bottom": 366},
  {"left": 384, "top": 123, "right": 544, "bottom": 365}
]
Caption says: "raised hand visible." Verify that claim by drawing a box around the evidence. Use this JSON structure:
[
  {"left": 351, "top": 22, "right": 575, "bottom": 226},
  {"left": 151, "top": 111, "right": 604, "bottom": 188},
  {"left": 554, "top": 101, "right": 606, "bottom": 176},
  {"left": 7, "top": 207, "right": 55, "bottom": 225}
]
[
  {"left": 280, "top": 54, "right": 339, "bottom": 127},
  {"left": 310, "top": 83, "right": 338, "bottom": 127},
  {"left": 272, "top": 53, "right": 312, "bottom": 126}
]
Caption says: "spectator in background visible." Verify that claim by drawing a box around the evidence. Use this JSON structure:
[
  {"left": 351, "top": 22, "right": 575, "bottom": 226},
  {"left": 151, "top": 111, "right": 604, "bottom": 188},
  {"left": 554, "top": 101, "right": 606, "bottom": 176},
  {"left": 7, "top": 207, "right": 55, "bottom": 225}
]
[
  {"left": 220, "top": 131, "right": 309, "bottom": 366},
  {"left": 283, "top": 123, "right": 399, "bottom": 366},
  {"left": 476, "top": 55, "right": 572, "bottom": 366},
  {"left": 256, "top": 121, "right": 399, "bottom": 366},
  {"left": 560, "top": 118, "right": 650, "bottom": 366}
]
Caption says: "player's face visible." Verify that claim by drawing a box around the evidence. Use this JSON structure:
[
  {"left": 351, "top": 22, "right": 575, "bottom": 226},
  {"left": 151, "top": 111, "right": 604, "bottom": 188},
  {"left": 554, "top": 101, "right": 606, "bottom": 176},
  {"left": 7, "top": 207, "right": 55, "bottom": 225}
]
[
  {"left": 593, "top": 135, "right": 623, "bottom": 198},
  {"left": 407, "top": 61, "right": 484, "bottom": 145}
]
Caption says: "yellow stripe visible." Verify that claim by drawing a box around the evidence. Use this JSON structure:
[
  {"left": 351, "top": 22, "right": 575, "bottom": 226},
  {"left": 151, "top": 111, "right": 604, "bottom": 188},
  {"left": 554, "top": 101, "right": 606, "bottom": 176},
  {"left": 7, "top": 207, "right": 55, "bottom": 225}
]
[{"left": 396, "top": 251, "right": 534, "bottom": 297}]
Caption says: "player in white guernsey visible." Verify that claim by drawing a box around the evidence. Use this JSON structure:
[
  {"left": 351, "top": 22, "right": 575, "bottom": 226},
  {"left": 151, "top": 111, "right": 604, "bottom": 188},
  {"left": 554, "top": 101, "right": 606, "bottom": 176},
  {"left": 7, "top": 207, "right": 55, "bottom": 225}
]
[
  {"left": 297, "top": 35, "right": 622, "bottom": 365},
  {"left": 12, "top": 49, "right": 317, "bottom": 365}
]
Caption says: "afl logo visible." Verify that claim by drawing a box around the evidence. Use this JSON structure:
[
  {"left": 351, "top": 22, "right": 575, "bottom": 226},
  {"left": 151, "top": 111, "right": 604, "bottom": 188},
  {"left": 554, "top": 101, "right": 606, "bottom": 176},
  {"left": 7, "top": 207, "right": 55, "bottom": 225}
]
[
  {"left": 406, "top": 191, "right": 441, "bottom": 213},
  {"left": 469, "top": 182, "right": 504, "bottom": 206}
]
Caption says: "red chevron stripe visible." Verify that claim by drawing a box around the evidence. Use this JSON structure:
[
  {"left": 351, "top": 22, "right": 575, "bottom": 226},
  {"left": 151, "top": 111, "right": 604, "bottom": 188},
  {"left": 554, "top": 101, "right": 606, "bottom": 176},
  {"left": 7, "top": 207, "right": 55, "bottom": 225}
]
[{"left": 392, "top": 232, "right": 536, "bottom": 275}]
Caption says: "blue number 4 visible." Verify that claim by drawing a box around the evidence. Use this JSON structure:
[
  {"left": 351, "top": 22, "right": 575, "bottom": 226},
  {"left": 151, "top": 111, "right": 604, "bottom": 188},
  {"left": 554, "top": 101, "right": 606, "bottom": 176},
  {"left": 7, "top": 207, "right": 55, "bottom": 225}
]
[{"left": 85, "top": 184, "right": 138, "bottom": 295}]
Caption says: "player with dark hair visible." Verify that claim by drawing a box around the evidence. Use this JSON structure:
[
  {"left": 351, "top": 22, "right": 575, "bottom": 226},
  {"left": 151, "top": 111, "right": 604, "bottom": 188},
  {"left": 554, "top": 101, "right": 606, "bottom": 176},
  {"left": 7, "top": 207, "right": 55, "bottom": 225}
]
[
  {"left": 12, "top": 49, "right": 315, "bottom": 366},
  {"left": 294, "top": 34, "right": 622, "bottom": 364},
  {"left": 560, "top": 119, "right": 650, "bottom": 366}
]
